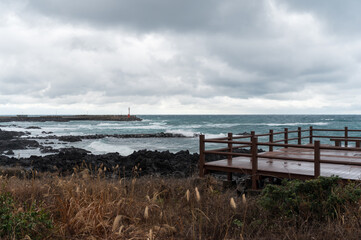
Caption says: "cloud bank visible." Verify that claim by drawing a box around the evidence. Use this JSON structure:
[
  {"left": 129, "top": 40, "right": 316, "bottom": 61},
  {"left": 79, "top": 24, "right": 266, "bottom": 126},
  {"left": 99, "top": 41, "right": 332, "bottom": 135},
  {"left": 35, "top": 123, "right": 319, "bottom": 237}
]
[{"left": 1, "top": 0, "right": 361, "bottom": 114}]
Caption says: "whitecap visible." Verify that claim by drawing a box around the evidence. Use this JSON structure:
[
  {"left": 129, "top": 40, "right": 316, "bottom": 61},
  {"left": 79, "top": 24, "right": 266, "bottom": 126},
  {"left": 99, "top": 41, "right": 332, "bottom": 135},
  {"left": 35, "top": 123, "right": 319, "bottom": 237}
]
[
  {"left": 204, "top": 133, "right": 228, "bottom": 138},
  {"left": 97, "top": 122, "right": 124, "bottom": 127},
  {"left": 165, "top": 129, "right": 197, "bottom": 137},
  {"left": 204, "top": 123, "right": 240, "bottom": 128},
  {"left": 88, "top": 140, "right": 134, "bottom": 155}
]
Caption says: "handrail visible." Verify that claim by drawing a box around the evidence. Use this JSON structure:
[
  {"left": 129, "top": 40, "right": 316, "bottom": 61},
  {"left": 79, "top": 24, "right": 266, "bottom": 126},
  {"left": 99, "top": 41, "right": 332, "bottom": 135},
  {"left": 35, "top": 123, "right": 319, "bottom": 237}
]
[
  {"left": 206, "top": 145, "right": 251, "bottom": 152},
  {"left": 203, "top": 151, "right": 251, "bottom": 157},
  {"left": 313, "top": 135, "right": 361, "bottom": 139},
  {"left": 329, "top": 137, "right": 361, "bottom": 140},
  {"left": 203, "top": 127, "right": 361, "bottom": 146},
  {"left": 232, "top": 135, "right": 254, "bottom": 139},
  {"left": 255, "top": 133, "right": 271, "bottom": 137},
  {"left": 204, "top": 139, "right": 251, "bottom": 144},
  {"left": 312, "top": 129, "right": 345, "bottom": 132},
  {"left": 313, "top": 128, "right": 361, "bottom": 132}
]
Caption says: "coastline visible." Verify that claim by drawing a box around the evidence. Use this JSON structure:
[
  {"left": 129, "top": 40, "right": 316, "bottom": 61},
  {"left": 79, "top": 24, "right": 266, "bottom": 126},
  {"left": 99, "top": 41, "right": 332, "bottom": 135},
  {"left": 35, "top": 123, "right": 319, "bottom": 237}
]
[
  {"left": 0, "top": 128, "right": 248, "bottom": 178},
  {"left": 0, "top": 114, "right": 142, "bottom": 122},
  {"left": 0, "top": 128, "right": 199, "bottom": 177}
]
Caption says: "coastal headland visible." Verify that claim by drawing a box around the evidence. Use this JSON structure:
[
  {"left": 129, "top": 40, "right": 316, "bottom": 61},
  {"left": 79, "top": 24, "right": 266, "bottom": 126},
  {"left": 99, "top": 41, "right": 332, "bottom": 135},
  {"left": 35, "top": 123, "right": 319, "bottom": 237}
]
[{"left": 0, "top": 114, "right": 142, "bottom": 122}]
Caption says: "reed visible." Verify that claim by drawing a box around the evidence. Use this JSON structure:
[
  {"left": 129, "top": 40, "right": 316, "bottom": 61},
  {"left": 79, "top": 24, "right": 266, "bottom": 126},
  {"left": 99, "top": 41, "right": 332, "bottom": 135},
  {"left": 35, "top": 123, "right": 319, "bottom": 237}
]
[{"left": 1, "top": 171, "right": 361, "bottom": 239}]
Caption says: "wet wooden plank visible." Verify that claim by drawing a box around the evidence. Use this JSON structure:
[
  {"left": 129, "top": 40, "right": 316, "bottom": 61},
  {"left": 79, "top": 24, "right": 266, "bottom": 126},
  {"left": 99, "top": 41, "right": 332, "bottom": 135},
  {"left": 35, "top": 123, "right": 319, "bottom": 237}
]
[{"left": 204, "top": 147, "right": 361, "bottom": 180}]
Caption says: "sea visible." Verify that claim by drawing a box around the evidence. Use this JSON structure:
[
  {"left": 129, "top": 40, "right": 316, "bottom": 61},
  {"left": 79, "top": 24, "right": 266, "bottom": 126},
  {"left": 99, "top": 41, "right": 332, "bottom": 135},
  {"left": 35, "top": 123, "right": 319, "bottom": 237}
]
[{"left": 1, "top": 115, "right": 361, "bottom": 158}]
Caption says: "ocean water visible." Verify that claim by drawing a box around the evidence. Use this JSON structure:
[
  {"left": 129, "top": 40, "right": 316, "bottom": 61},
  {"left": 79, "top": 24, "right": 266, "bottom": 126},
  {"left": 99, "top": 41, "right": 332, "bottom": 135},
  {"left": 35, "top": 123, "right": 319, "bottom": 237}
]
[{"left": 1, "top": 115, "right": 361, "bottom": 157}]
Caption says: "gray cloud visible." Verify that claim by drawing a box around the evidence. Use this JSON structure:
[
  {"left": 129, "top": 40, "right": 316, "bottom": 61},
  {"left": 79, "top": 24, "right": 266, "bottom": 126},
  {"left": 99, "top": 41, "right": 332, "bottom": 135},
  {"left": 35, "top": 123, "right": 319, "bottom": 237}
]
[
  {"left": 282, "top": 0, "right": 361, "bottom": 35},
  {"left": 0, "top": 0, "right": 361, "bottom": 114}
]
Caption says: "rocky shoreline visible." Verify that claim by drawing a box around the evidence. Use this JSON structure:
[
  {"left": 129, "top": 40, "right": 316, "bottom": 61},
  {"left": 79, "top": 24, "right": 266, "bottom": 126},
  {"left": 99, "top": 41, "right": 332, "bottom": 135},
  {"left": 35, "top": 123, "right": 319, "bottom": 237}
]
[
  {"left": 0, "top": 128, "right": 199, "bottom": 177},
  {"left": 0, "top": 128, "right": 190, "bottom": 154},
  {"left": 0, "top": 148, "right": 199, "bottom": 178},
  {"left": 0, "top": 128, "right": 254, "bottom": 178}
]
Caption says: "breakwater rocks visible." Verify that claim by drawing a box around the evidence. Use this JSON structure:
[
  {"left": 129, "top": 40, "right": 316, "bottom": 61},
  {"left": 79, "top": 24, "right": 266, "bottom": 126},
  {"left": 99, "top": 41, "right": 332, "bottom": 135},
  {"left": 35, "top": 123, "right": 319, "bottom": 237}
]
[{"left": 0, "top": 115, "right": 142, "bottom": 122}]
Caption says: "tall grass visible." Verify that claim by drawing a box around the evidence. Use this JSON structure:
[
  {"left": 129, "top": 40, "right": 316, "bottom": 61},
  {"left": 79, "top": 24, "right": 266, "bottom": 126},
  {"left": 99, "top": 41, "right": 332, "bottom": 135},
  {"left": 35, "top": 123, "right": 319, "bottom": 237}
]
[{"left": 1, "top": 169, "right": 361, "bottom": 239}]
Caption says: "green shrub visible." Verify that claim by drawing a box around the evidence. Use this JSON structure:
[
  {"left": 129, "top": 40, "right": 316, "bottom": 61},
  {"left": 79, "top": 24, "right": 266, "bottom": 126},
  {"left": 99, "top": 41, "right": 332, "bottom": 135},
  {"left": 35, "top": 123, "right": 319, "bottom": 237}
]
[
  {"left": 259, "top": 176, "right": 361, "bottom": 221},
  {"left": 0, "top": 193, "right": 53, "bottom": 239}
]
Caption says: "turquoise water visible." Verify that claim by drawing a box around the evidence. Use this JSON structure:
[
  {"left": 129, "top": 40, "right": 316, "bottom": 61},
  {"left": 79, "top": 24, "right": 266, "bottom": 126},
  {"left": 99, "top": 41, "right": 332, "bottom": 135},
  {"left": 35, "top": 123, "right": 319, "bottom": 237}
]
[{"left": 1, "top": 115, "right": 361, "bottom": 156}]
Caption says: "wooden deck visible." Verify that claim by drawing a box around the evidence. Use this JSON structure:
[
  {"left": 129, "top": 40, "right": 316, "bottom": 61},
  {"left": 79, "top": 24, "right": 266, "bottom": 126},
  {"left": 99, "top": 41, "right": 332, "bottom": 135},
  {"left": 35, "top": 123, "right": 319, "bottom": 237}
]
[
  {"left": 204, "top": 146, "right": 361, "bottom": 180},
  {"left": 200, "top": 127, "right": 361, "bottom": 189}
]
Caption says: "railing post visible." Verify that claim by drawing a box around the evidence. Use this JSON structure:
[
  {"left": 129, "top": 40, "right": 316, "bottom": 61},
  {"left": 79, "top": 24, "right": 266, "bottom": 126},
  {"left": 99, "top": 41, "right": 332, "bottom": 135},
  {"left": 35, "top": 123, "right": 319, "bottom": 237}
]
[
  {"left": 309, "top": 126, "right": 313, "bottom": 144},
  {"left": 298, "top": 127, "right": 302, "bottom": 145},
  {"left": 269, "top": 129, "right": 274, "bottom": 152},
  {"left": 345, "top": 127, "right": 348, "bottom": 147},
  {"left": 314, "top": 140, "right": 320, "bottom": 178},
  {"left": 227, "top": 133, "right": 233, "bottom": 181},
  {"left": 199, "top": 135, "right": 205, "bottom": 177},
  {"left": 251, "top": 131, "right": 255, "bottom": 138},
  {"left": 284, "top": 128, "right": 288, "bottom": 148},
  {"left": 251, "top": 136, "right": 258, "bottom": 190}
]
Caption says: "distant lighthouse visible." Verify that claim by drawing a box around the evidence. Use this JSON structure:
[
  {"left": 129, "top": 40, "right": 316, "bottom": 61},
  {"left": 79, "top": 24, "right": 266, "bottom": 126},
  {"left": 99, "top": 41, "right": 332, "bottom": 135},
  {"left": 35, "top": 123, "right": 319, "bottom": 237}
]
[{"left": 128, "top": 107, "right": 130, "bottom": 118}]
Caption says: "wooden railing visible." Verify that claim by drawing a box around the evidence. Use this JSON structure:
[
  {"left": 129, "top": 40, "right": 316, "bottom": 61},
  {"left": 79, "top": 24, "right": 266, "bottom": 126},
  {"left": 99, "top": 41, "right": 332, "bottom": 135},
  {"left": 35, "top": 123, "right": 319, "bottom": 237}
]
[{"left": 199, "top": 126, "right": 361, "bottom": 189}]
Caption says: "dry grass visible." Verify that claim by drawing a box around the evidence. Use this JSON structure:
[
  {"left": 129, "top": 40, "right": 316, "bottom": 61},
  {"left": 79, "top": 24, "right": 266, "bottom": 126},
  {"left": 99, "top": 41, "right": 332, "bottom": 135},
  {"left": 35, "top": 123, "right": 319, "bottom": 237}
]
[{"left": 1, "top": 170, "right": 361, "bottom": 239}]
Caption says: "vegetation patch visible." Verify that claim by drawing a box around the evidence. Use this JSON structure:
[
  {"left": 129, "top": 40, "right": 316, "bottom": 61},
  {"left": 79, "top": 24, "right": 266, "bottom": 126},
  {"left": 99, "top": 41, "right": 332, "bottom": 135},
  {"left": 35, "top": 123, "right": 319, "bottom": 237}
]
[
  {"left": 259, "top": 176, "right": 361, "bottom": 221},
  {"left": 0, "top": 192, "right": 53, "bottom": 239}
]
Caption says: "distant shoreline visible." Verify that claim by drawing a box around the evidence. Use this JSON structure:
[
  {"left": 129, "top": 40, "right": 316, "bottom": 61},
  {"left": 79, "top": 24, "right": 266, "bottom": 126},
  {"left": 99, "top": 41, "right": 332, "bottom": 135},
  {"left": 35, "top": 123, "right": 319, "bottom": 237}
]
[{"left": 0, "top": 115, "right": 142, "bottom": 122}]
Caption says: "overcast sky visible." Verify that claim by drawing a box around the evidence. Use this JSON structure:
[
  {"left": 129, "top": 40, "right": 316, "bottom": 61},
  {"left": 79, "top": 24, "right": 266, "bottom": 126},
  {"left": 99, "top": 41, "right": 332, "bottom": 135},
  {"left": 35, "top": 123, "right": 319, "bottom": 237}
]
[{"left": 1, "top": 0, "right": 361, "bottom": 115}]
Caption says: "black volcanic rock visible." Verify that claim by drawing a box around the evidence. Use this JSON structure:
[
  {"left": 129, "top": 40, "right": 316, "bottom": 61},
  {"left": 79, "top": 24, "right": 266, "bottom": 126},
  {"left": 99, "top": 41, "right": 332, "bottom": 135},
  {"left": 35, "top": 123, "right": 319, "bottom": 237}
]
[
  {"left": 0, "top": 129, "right": 26, "bottom": 140},
  {"left": 5, "top": 150, "right": 14, "bottom": 155},
  {"left": 40, "top": 146, "right": 59, "bottom": 154},
  {"left": 0, "top": 139, "right": 40, "bottom": 153},
  {"left": 42, "top": 131, "right": 53, "bottom": 134},
  {"left": 59, "top": 136, "right": 82, "bottom": 142},
  {"left": 0, "top": 148, "right": 200, "bottom": 178},
  {"left": 26, "top": 126, "right": 41, "bottom": 129},
  {"left": 59, "top": 147, "right": 91, "bottom": 156},
  {"left": 237, "top": 132, "right": 251, "bottom": 135},
  {"left": 0, "top": 128, "right": 239, "bottom": 178}
]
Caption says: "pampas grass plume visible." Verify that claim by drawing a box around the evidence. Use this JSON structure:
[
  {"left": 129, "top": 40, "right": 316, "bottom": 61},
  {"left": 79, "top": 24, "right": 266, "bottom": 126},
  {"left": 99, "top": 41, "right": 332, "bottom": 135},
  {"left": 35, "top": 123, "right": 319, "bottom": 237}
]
[
  {"left": 148, "top": 228, "right": 153, "bottom": 240},
  {"left": 230, "top": 197, "right": 237, "bottom": 209},
  {"left": 144, "top": 206, "right": 149, "bottom": 219},
  {"left": 112, "top": 215, "right": 122, "bottom": 232},
  {"left": 195, "top": 187, "right": 201, "bottom": 202},
  {"left": 242, "top": 194, "right": 247, "bottom": 204}
]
